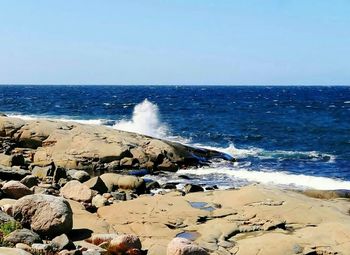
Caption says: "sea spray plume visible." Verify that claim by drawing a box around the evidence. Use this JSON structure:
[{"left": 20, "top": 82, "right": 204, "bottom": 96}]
[{"left": 113, "top": 99, "right": 168, "bottom": 138}]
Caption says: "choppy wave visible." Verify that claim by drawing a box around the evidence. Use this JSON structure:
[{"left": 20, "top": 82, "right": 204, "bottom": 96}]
[{"left": 177, "top": 167, "right": 350, "bottom": 190}]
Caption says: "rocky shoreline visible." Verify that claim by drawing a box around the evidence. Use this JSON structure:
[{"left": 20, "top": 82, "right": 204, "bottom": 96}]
[{"left": 0, "top": 116, "right": 349, "bottom": 255}]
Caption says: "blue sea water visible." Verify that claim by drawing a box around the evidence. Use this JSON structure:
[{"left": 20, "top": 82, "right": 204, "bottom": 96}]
[{"left": 1, "top": 85, "right": 350, "bottom": 189}]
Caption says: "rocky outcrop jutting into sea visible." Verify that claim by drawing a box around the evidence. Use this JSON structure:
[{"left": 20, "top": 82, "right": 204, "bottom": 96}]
[{"left": 0, "top": 116, "right": 233, "bottom": 174}]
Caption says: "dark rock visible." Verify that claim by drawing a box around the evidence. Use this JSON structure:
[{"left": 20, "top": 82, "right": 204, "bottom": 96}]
[
  {"left": 83, "top": 176, "right": 108, "bottom": 194},
  {"left": 0, "top": 166, "right": 30, "bottom": 181},
  {"left": 20, "top": 175, "right": 39, "bottom": 188},
  {"left": 4, "top": 228, "right": 42, "bottom": 245},
  {"left": 205, "top": 185, "right": 218, "bottom": 191},
  {"left": 111, "top": 191, "right": 126, "bottom": 201},
  {"left": 161, "top": 183, "right": 178, "bottom": 190},
  {"left": 184, "top": 184, "right": 204, "bottom": 194},
  {"left": 53, "top": 167, "right": 67, "bottom": 184},
  {"left": 146, "top": 181, "right": 160, "bottom": 190},
  {"left": 178, "top": 175, "right": 191, "bottom": 180},
  {"left": 51, "top": 233, "right": 75, "bottom": 251},
  {"left": 9, "top": 154, "right": 25, "bottom": 166}
]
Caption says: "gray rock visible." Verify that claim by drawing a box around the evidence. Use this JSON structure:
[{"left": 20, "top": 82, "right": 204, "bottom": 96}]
[
  {"left": 13, "top": 194, "right": 73, "bottom": 238},
  {"left": 0, "top": 210, "right": 15, "bottom": 224},
  {"left": 51, "top": 233, "right": 75, "bottom": 251},
  {"left": 20, "top": 175, "right": 39, "bottom": 188},
  {"left": 111, "top": 191, "right": 126, "bottom": 201},
  {"left": 4, "top": 228, "right": 42, "bottom": 245}
]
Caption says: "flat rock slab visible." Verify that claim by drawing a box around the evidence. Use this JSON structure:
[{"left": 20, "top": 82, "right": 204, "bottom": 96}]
[{"left": 97, "top": 185, "right": 350, "bottom": 255}]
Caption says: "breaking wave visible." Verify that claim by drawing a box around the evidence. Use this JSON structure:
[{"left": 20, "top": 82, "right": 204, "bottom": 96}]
[
  {"left": 112, "top": 99, "right": 169, "bottom": 138},
  {"left": 177, "top": 167, "right": 350, "bottom": 190}
]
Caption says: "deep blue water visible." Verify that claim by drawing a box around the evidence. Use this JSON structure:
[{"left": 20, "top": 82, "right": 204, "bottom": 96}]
[{"left": 1, "top": 85, "right": 350, "bottom": 188}]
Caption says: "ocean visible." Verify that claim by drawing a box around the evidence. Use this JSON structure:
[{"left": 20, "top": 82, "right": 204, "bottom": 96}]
[{"left": 1, "top": 85, "right": 350, "bottom": 190}]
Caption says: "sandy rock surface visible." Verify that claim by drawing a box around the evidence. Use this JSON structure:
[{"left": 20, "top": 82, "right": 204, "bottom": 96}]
[
  {"left": 0, "top": 116, "right": 230, "bottom": 172},
  {"left": 95, "top": 185, "right": 350, "bottom": 255}
]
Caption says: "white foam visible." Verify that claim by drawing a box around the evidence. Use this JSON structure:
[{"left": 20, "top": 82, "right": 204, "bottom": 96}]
[
  {"left": 113, "top": 99, "right": 169, "bottom": 138},
  {"left": 196, "top": 143, "right": 335, "bottom": 162},
  {"left": 177, "top": 167, "right": 350, "bottom": 190},
  {"left": 6, "top": 114, "right": 106, "bottom": 125}
]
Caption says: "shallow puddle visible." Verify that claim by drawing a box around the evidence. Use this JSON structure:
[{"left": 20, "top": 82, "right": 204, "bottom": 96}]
[
  {"left": 189, "top": 201, "right": 216, "bottom": 212},
  {"left": 176, "top": 231, "right": 200, "bottom": 241}
]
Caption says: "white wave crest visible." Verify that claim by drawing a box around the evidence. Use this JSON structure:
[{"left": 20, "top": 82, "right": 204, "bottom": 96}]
[
  {"left": 177, "top": 167, "right": 350, "bottom": 190},
  {"left": 6, "top": 114, "right": 106, "bottom": 125},
  {"left": 199, "top": 143, "right": 335, "bottom": 162},
  {"left": 113, "top": 99, "right": 169, "bottom": 138}
]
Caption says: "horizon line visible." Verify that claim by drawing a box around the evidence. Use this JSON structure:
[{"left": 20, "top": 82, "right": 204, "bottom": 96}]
[{"left": 0, "top": 84, "right": 350, "bottom": 87}]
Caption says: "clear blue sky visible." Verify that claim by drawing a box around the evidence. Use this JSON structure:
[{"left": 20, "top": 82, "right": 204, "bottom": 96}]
[{"left": 1, "top": 0, "right": 350, "bottom": 85}]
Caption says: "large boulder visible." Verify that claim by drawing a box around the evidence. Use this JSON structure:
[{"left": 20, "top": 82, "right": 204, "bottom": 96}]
[
  {"left": 60, "top": 180, "right": 93, "bottom": 202},
  {"left": 13, "top": 194, "right": 73, "bottom": 238},
  {"left": 2, "top": 181, "right": 33, "bottom": 199},
  {"left": 167, "top": 237, "right": 208, "bottom": 255}
]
